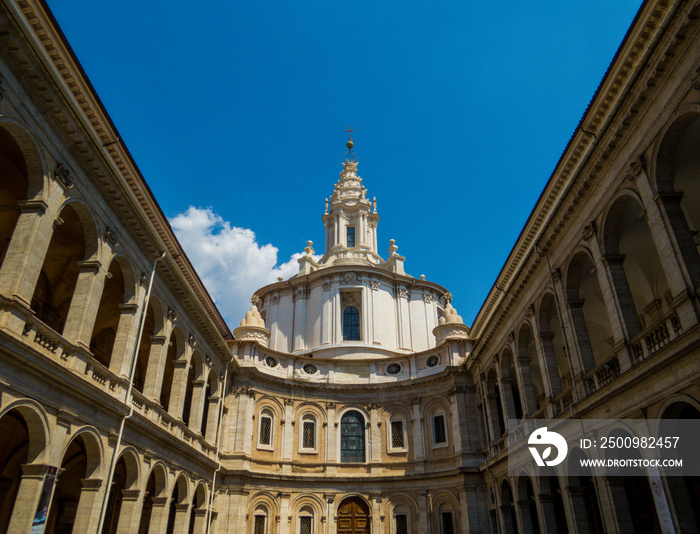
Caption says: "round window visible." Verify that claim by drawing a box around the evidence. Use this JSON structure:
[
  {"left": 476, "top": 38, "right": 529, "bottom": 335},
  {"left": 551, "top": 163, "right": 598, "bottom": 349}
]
[
  {"left": 264, "top": 356, "right": 278, "bottom": 368},
  {"left": 302, "top": 363, "right": 317, "bottom": 374},
  {"left": 426, "top": 355, "right": 440, "bottom": 368},
  {"left": 386, "top": 363, "right": 402, "bottom": 375}
]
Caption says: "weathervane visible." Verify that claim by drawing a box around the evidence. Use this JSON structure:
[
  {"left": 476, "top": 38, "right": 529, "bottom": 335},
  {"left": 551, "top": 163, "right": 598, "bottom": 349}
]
[{"left": 344, "top": 126, "right": 357, "bottom": 161}]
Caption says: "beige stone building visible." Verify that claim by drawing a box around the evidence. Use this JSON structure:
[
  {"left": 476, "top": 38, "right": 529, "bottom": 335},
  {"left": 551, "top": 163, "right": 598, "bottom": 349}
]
[{"left": 0, "top": 0, "right": 699, "bottom": 533}]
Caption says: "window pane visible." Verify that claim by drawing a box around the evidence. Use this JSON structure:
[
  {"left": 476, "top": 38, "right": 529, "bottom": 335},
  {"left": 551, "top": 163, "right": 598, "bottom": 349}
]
[
  {"left": 300, "top": 516, "right": 312, "bottom": 534},
  {"left": 441, "top": 512, "right": 454, "bottom": 534},
  {"left": 260, "top": 416, "right": 272, "bottom": 445},
  {"left": 340, "top": 411, "right": 365, "bottom": 462},
  {"left": 347, "top": 226, "right": 355, "bottom": 247},
  {"left": 254, "top": 516, "right": 266, "bottom": 534},
  {"left": 303, "top": 421, "right": 315, "bottom": 449},
  {"left": 433, "top": 415, "right": 446, "bottom": 444},
  {"left": 391, "top": 420, "right": 404, "bottom": 448},
  {"left": 343, "top": 306, "right": 360, "bottom": 341},
  {"left": 395, "top": 514, "right": 408, "bottom": 534}
]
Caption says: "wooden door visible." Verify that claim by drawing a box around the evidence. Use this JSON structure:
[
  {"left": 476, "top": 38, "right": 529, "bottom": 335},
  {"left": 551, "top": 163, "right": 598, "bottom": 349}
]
[{"left": 337, "top": 497, "right": 370, "bottom": 534}]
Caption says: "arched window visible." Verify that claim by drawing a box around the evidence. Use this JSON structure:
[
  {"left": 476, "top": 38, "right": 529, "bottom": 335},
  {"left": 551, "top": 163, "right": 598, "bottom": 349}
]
[
  {"left": 431, "top": 409, "right": 448, "bottom": 447},
  {"left": 343, "top": 306, "right": 360, "bottom": 341},
  {"left": 298, "top": 505, "right": 314, "bottom": 534},
  {"left": 253, "top": 505, "right": 268, "bottom": 534},
  {"left": 438, "top": 503, "right": 455, "bottom": 534},
  {"left": 340, "top": 410, "right": 365, "bottom": 463},
  {"left": 258, "top": 409, "right": 274, "bottom": 449},
  {"left": 393, "top": 504, "right": 410, "bottom": 534},
  {"left": 299, "top": 413, "right": 317, "bottom": 452},
  {"left": 388, "top": 415, "right": 407, "bottom": 452}
]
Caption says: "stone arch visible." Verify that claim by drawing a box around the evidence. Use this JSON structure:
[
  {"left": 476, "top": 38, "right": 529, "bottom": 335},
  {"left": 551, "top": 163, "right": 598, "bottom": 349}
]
[
  {"left": 0, "top": 399, "right": 50, "bottom": 463},
  {"left": 138, "top": 462, "right": 169, "bottom": 534},
  {"left": 61, "top": 426, "right": 103, "bottom": 479},
  {"left": 46, "top": 429, "right": 103, "bottom": 533},
  {"left": 248, "top": 492, "right": 279, "bottom": 534},
  {"left": 0, "top": 403, "right": 50, "bottom": 532},
  {"left": 0, "top": 116, "right": 47, "bottom": 199},
  {"left": 89, "top": 255, "right": 134, "bottom": 368},
  {"left": 657, "top": 398, "right": 700, "bottom": 532},
  {"left": 499, "top": 479, "right": 518, "bottom": 534},
  {"left": 432, "top": 489, "right": 460, "bottom": 534},
  {"left": 290, "top": 494, "right": 324, "bottom": 534},
  {"left": 164, "top": 473, "right": 190, "bottom": 534},
  {"left": 102, "top": 447, "right": 140, "bottom": 534},
  {"left": 652, "top": 105, "right": 700, "bottom": 287},
  {"left": 564, "top": 250, "right": 614, "bottom": 372},
  {"left": 602, "top": 192, "right": 671, "bottom": 332},
  {"left": 383, "top": 493, "right": 419, "bottom": 534},
  {"left": 29, "top": 201, "right": 97, "bottom": 335},
  {"left": 188, "top": 481, "right": 208, "bottom": 534}
]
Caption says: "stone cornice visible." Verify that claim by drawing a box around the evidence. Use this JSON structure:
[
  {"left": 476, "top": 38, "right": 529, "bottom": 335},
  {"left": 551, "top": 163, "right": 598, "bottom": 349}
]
[{"left": 1, "top": 1, "right": 233, "bottom": 353}]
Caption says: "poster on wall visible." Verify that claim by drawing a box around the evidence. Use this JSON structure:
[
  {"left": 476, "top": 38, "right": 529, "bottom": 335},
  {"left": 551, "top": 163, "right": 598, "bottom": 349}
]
[{"left": 30, "top": 466, "right": 58, "bottom": 534}]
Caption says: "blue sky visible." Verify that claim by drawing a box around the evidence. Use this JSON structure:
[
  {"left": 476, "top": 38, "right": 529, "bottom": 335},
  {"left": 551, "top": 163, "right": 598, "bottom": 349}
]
[{"left": 46, "top": 0, "right": 643, "bottom": 327}]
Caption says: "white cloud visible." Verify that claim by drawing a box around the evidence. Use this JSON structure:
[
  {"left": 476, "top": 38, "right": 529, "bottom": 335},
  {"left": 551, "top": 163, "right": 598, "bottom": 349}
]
[{"left": 169, "top": 206, "right": 318, "bottom": 328}]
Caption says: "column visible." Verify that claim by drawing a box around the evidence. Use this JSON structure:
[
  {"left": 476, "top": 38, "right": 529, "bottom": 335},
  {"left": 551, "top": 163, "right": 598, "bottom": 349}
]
[
  {"left": 71, "top": 478, "right": 104, "bottom": 533},
  {"left": 368, "top": 403, "right": 381, "bottom": 474},
  {"left": 563, "top": 485, "right": 591, "bottom": 534},
  {"left": 205, "top": 394, "right": 220, "bottom": 443},
  {"left": 586, "top": 236, "right": 629, "bottom": 344},
  {"left": 110, "top": 303, "right": 140, "bottom": 377},
  {"left": 168, "top": 359, "right": 190, "bottom": 419},
  {"left": 62, "top": 260, "right": 105, "bottom": 348},
  {"left": 410, "top": 398, "right": 425, "bottom": 472},
  {"left": 192, "top": 508, "right": 207, "bottom": 534},
  {"left": 0, "top": 198, "right": 58, "bottom": 307},
  {"left": 148, "top": 496, "right": 170, "bottom": 533},
  {"left": 536, "top": 332, "right": 563, "bottom": 398},
  {"left": 499, "top": 377, "right": 519, "bottom": 431},
  {"left": 515, "top": 498, "right": 535, "bottom": 534},
  {"left": 601, "top": 255, "right": 642, "bottom": 340},
  {"left": 172, "top": 503, "right": 191, "bottom": 534},
  {"left": 448, "top": 389, "right": 464, "bottom": 452},
  {"left": 115, "top": 489, "right": 141, "bottom": 534},
  {"left": 565, "top": 300, "right": 597, "bottom": 373},
  {"left": 188, "top": 380, "right": 206, "bottom": 433},
  {"left": 516, "top": 358, "right": 538, "bottom": 415},
  {"left": 279, "top": 493, "right": 291, "bottom": 534},
  {"left": 5, "top": 464, "right": 56, "bottom": 533},
  {"left": 281, "top": 400, "right": 294, "bottom": 474},
  {"left": 597, "top": 477, "right": 634, "bottom": 533},
  {"left": 142, "top": 335, "right": 168, "bottom": 403},
  {"left": 535, "top": 493, "right": 560, "bottom": 534},
  {"left": 326, "top": 402, "right": 337, "bottom": 473}
]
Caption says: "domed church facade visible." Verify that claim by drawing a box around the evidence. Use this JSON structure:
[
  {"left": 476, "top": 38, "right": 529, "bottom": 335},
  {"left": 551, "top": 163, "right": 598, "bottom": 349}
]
[{"left": 224, "top": 156, "right": 484, "bottom": 533}]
